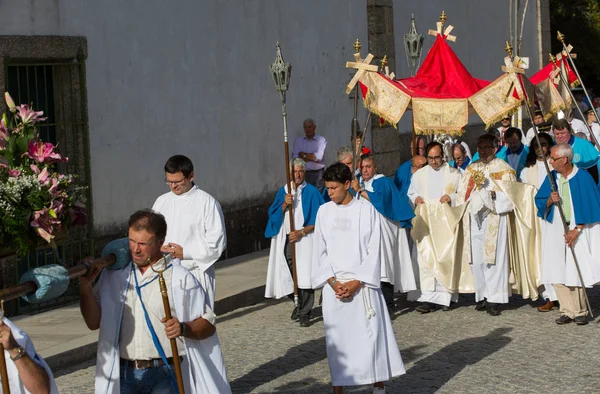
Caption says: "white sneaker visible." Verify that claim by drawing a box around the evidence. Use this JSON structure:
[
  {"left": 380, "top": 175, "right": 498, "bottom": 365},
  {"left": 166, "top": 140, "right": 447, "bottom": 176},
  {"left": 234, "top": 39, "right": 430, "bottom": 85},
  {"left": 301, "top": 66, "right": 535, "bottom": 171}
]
[{"left": 373, "top": 388, "right": 385, "bottom": 393}]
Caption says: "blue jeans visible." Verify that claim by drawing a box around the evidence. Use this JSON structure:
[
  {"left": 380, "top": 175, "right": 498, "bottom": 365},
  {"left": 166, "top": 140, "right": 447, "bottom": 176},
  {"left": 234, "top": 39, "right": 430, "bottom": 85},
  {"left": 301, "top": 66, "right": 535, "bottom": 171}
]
[{"left": 120, "top": 361, "right": 177, "bottom": 394}]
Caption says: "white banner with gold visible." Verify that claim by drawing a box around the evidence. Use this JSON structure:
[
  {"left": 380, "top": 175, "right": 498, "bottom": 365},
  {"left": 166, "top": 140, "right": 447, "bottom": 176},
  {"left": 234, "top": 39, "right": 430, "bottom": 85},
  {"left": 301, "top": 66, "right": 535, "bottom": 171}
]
[
  {"left": 412, "top": 98, "right": 468, "bottom": 136},
  {"left": 360, "top": 72, "right": 411, "bottom": 127},
  {"left": 468, "top": 73, "right": 523, "bottom": 129}
]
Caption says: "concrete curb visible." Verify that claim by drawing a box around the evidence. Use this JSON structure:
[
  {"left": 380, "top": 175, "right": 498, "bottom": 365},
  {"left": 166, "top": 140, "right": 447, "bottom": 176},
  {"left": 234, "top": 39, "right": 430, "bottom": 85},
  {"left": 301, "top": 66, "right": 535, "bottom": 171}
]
[{"left": 46, "top": 284, "right": 267, "bottom": 372}]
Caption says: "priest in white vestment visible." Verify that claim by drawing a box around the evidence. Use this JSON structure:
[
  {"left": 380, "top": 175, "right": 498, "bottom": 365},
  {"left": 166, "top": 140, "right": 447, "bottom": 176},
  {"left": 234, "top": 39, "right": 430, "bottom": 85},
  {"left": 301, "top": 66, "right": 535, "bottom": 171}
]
[
  {"left": 0, "top": 318, "right": 57, "bottom": 394},
  {"left": 456, "top": 134, "right": 517, "bottom": 316},
  {"left": 358, "top": 154, "right": 416, "bottom": 311},
  {"left": 520, "top": 133, "right": 558, "bottom": 311},
  {"left": 264, "top": 158, "right": 324, "bottom": 327},
  {"left": 313, "top": 163, "right": 405, "bottom": 394},
  {"left": 407, "top": 142, "right": 462, "bottom": 312},
  {"left": 79, "top": 210, "right": 230, "bottom": 394},
  {"left": 153, "top": 154, "right": 226, "bottom": 309},
  {"left": 535, "top": 144, "right": 600, "bottom": 325}
]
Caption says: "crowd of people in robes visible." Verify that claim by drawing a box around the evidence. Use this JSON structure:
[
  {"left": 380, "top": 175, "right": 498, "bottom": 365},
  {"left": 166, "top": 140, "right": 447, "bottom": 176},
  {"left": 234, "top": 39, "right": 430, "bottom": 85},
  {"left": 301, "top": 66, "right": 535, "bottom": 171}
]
[
  {"left": 263, "top": 109, "right": 600, "bottom": 391},
  {"left": 5, "top": 105, "right": 600, "bottom": 393}
]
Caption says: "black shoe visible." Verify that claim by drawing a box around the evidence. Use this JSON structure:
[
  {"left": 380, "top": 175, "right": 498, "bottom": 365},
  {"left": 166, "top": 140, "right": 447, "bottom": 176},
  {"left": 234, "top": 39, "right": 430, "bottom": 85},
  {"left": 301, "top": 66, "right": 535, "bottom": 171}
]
[
  {"left": 415, "top": 303, "right": 436, "bottom": 314},
  {"left": 555, "top": 315, "right": 573, "bottom": 325},
  {"left": 475, "top": 299, "right": 488, "bottom": 311},
  {"left": 574, "top": 316, "right": 589, "bottom": 326},
  {"left": 441, "top": 305, "right": 451, "bottom": 312},
  {"left": 291, "top": 307, "right": 299, "bottom": 321},
  {"left": 487, "top": 303, "right": 502, "bottom": 316},
  {"left": 299, "top": 316, "right": 310, "bottom": 327}
]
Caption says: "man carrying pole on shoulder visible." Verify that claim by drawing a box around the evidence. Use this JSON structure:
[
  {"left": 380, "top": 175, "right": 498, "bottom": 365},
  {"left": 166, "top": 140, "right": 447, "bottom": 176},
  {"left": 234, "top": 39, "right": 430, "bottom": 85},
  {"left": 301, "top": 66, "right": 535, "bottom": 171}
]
[{"left": 264, "top": 158, "right": 324, "bottom": 327}]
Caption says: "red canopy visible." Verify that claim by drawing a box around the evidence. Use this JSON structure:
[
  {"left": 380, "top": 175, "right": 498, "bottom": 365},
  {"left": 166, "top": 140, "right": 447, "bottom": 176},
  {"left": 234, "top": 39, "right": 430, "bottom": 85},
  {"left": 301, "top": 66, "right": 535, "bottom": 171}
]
[{"left": 390, "top": 35, "right": 490, "bottom": 99}]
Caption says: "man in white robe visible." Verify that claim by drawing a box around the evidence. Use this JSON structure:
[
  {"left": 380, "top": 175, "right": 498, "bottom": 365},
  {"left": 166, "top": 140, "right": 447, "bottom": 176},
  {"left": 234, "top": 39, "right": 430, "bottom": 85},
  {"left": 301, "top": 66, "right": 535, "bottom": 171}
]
[
  {"left": 407, "top": 142, "right": 462, "bottom": 312},
  {"left": 0, "top": 318, "right": 57, "bottom": 394},
  {"left": 264, "top": 158, "right": 324, "bottom": 326},
  {"left": 358, "top": 154, "right": 416, "bottom": 311},
  {"left": 535, "top": 144, "right": 600, "bottom": 325},
  {"left": 153, "top": 154, "right": 226, "bottom": 309},
  {"left": 456, "top": 134, "right": 517, "bottom": 316},
  {"left": 313, "top": 163, "right": 405, "bottom": 394},
  {"left": 520, "top": 133, "right": 559, "bottom": 311},
  {"left": 79, "top": 210, "right": 230, "bottom": 394}
]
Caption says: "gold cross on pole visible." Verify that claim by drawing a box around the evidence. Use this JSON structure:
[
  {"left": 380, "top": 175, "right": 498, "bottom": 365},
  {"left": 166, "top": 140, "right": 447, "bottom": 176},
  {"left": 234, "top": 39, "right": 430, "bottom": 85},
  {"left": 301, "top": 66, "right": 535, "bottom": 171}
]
[
  {"left": 345, "top": 53, "right": 378, "bottom": 94},
  {"left": 501, "top": 55, "right": 525, "bottom": 75}
]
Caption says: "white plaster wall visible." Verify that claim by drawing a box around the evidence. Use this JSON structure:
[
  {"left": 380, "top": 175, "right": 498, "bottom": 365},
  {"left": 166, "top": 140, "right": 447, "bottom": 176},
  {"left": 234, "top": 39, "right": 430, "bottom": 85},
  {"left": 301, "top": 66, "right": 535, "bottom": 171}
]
[
  {"left": 0, "top": 1, "right": 368, "bottom": 232},
  {"left": 393, "top": 0, "right": 542, "bottom": 134}
]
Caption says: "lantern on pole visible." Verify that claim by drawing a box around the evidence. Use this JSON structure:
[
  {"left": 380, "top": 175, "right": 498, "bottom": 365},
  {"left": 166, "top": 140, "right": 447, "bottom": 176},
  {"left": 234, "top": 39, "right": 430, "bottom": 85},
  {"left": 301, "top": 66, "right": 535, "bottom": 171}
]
[
  {"left": 268, "top": 43, "right": 299, "bottom": 306},
  {"left": 403, "top": 14, "right": 424, "bottom": 76}
]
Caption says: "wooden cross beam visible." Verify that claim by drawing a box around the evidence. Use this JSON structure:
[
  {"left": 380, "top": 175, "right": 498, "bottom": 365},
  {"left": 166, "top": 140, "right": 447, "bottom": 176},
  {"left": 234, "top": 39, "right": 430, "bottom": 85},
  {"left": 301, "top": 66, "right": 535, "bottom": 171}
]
[
  {"left": 428, "top": 22, "right": 456, "bottom": 42},
  {"left": 345, "top": 53, "right": 378, "bottom": 94},
  {"left": 501, "top": 55, "right": 525, "bottom": 74}
]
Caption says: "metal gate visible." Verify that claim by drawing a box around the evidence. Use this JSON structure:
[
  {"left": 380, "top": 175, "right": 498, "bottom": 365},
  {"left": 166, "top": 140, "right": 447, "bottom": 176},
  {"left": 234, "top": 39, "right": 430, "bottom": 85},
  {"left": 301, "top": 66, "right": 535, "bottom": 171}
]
[{"left": 2, "top": 52, "right": 93, "bottom": 315}]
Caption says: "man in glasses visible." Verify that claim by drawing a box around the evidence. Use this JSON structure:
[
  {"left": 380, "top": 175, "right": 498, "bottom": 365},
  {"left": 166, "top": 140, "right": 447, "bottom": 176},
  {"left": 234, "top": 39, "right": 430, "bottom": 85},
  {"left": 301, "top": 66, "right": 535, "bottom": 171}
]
[
  {"left": 152, "top": 154, "right": 226, "bottom": 309},
  {"left": 535, "top": 144, "right": 600, "bottom": 325},
  {"left": 407, "top": 142, "right": 466, "bottom": 313},
  {"left": 358, "top": 154, "right": 416, "bottom": 313},
  {"left": 497, "top": 115, "right": 512, "bottom": 145}
]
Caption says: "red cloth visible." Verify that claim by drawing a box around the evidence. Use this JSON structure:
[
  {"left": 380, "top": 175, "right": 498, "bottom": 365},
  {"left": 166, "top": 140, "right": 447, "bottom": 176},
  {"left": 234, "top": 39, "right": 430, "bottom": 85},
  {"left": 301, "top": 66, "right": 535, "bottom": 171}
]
[
  {"left": 361, "top": 146, "right": 371, "bottom": 155},
  {"left": 389, "top": 35, "right": 490, "bottom": 98},
  {"left": 530, "top": 57, "right": 577, "bottom": 86}
]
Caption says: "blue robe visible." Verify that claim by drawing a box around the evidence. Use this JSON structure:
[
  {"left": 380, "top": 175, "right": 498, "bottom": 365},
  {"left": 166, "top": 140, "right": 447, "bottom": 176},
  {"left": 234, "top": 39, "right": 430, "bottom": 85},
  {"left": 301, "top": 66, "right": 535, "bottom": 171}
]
[
  {"left": 265, "top": 183, "right": 324, "bottom": 238},
  {"left": 394, "top": 160, "right": 413, "bottom": 197},
  {"left": 449, "top": 157, "right": 471, "bottom": 170},
  {"left": 472, "top": 145, "right": 508, "bottom": 163},
  {"left": 366, "top": 176, "right": 415, "bottom": 228},
  {"left": 569, "top": 135, "right": 599, "bottom": 169},
  {"left": 535, "top": 169, "right": 600, "bottom": 224},
  {"left": 505, "top": 144, "right": 529, "bottom": 178}
]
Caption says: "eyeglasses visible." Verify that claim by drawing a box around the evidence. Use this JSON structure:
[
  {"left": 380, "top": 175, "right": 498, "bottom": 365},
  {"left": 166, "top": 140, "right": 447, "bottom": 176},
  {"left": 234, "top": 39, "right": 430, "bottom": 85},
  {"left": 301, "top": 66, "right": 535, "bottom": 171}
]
[
  {"left": 427, "top": 156, "right": 443, "bottom": 162},
  {"left": 165, "top": 177, "right": 187, "bottom": 186},
  {"left": 549, "top": 156, "right": 565, "bottom": 163}
]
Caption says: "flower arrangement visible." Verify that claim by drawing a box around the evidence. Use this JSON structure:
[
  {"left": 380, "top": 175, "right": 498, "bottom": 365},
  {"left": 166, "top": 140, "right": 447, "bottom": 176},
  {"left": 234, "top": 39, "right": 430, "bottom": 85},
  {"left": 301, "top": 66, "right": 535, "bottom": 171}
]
[{"left": 0, "top": 92, "right": 87, "bottom": 256}]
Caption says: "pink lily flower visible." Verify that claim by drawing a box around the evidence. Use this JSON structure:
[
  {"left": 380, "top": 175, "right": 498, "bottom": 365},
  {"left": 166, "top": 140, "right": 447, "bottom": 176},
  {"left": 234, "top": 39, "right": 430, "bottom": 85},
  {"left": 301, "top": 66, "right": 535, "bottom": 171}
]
[
  {"left": 30, "top": 208, "right": 60, "bottom": 243},
  {"left": 15, "top": 104, "right": 46, "bottom": 125},
  {"left": 48, "top": 177, "right": 60, "bottom": 196},
  {"left": 4, "top": 92, "right": 15, "bottom": 112},
  {"left": 8, "top": 168, "right": 21, "bottom": 177},
  {"left": 0, "top": 118, "right": 8, "bottom": 146},
  {"left": 26, "top": 140, "right": 67, "bottom": 164}
]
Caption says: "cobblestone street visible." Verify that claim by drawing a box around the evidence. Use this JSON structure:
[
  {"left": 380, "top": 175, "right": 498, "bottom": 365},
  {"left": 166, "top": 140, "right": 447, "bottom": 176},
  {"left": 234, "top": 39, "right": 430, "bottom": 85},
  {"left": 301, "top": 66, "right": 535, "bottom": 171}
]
[{"left": 56, "top": 291, "right": 600, "bottom": 393}]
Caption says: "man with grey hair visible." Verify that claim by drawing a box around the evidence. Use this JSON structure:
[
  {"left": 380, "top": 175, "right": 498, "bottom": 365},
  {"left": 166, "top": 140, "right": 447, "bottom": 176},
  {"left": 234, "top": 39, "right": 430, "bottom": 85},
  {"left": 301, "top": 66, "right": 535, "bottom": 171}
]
[
  {"left": 264, "top": 158, "right": 325, "bottom": 326},
  {"left": 535, "top": 143, "right": 600, "bottom": 325},
  {"left": 293, "top": 118, "right": 327, "bottom": 191}
]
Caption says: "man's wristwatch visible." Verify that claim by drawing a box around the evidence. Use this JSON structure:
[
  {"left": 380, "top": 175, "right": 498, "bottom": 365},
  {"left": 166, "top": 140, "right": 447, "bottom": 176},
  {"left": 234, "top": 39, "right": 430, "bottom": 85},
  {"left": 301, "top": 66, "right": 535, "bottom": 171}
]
[
  {"left": 490, "top": 191, "right": 497, "bottom": 201},
  {"left": 301, "top": 228, "right": 306, "bottom": 236},
  {"left": 180, "top": 322, "right": 189, "bottom": 338},
  {"left": 10, "top": 347, "right": 26, "bottom": 362},
  {"left": 576, "top": 226, "right": 583, "bottom": 233}
]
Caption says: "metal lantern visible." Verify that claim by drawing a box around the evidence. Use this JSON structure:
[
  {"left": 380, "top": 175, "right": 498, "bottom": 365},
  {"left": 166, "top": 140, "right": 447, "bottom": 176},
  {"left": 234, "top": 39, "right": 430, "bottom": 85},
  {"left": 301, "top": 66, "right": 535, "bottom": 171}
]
[
  {"left": 403, "top": 15, "right": 424, "bottom": 75},
  {"left": 269, "top": 42, "right": 292, "bottom": 94}
]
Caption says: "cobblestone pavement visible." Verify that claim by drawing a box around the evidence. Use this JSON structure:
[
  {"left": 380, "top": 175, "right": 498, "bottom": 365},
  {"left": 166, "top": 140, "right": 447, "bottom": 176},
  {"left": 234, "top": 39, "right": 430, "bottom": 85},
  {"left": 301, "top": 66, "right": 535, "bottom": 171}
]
[{"left": 55, "top": 290, "right": 600, "bottom": 393}]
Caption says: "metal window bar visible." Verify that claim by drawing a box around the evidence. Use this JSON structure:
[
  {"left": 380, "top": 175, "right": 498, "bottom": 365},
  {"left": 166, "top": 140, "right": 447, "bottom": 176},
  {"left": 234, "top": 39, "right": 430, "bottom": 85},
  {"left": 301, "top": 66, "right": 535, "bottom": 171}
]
[{"left": 3, "top": 57, "right": 92, "bottom": 315}]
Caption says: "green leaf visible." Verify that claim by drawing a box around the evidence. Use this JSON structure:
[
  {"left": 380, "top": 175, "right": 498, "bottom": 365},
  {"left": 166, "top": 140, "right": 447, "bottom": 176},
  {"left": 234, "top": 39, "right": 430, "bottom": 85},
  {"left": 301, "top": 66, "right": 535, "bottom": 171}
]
[{"left": 49, "top": 209, "right": 57, "bottom": 218}]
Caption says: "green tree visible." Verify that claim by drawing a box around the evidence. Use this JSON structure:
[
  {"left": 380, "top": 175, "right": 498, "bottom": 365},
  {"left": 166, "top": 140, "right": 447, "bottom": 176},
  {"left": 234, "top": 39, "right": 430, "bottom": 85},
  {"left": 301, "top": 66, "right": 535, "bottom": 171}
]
[{"left": 550, "top": 0, "right": 600, "bottom": 90}]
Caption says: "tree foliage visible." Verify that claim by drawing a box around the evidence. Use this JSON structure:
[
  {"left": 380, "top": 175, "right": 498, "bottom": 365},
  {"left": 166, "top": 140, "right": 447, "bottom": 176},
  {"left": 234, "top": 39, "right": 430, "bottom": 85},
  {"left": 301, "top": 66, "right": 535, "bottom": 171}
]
[{"left": 550, "top": 0, "right": 600, "bottom": 89}]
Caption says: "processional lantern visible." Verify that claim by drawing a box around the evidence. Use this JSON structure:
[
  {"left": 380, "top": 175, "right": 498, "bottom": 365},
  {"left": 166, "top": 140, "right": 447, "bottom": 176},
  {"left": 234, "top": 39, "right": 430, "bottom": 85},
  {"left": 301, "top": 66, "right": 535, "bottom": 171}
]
[
  {"left": 403, "top": 14, "right": 424, "bottom": 76},
  {"left": 269, "top": 42, "right": 292, "bottom": 95}
]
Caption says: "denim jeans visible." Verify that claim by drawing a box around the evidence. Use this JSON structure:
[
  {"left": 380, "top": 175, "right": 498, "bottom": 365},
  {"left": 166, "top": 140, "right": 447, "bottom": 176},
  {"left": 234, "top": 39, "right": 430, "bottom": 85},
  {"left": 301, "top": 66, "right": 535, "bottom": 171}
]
[{"left": 120, "top": 361, "right": 177, "bottom": 394}]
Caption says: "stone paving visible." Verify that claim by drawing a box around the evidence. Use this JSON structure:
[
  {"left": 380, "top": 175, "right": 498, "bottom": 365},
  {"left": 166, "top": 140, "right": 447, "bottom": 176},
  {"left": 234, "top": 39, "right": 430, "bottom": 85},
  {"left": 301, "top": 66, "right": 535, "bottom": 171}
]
[{"left": 55, "top": 291, "right": 600, "bottom": 393}]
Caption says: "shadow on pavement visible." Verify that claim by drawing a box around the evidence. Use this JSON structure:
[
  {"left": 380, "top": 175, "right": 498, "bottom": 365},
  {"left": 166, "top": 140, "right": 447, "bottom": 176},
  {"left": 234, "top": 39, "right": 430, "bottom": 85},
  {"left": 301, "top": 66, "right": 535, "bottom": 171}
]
[
  {"left": 393, "top": 327, "right": 513, "bottom": 393},
  {"left": 218, "top": 298, "right": 286, "bottom": 324},
  {"left": 230, "top": 337, "right": 327, "bottom": 393}
]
